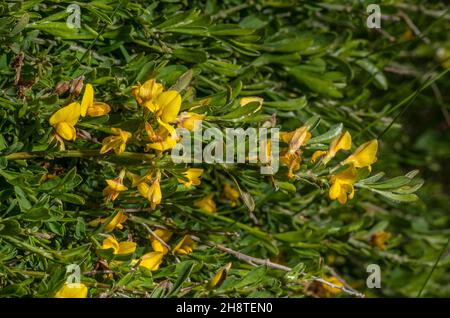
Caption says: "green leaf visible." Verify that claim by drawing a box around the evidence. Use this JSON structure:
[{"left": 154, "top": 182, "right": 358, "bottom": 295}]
[
  {"left": 56, "top": 244, "right": 91, "bottom": 263},
  {"left": 156, "top": 65, "right": 188, "bottom": 85},
  {"left": 355, "top": 59, "right": 388, "bottom": 90},
  {"left": 0, "top": 220, "right": 22, "bottom": 236},
  {"left": 11, "top": 13, "right": 29, "bottom": 36},
  {"left": 308, "top": 123, "right": 343, "bottom": 144},
  {"left": 23, "top": 207, "right": 52, "bottom": 221},
  {"left": 264, "top": 97, "right": 307, "bottom": 111},
  {"left": 28, "top": 22, "right": 96, "bottom": 39},
  {"left": 173, "top": 48, "right": 207, "bottom": 63},
  {"left": 234, "top": 266, "right": 267, "bottom": 289},
  {"left": 211, "top": 102, "right": 261, "bottom": 121},
  {"left": 364, "top": 176, "right": 412, "bottom": 190},
  {"left": 392, "top": 180, "right": 424, "bottom": 194},
  {"left": 274, "top": 231, "right": 305, "bottom": 243},
  {"left": 168, "top": 261, "right": 195, "bottom": 297},
  {"left": 275, "top": 181, "right": 297, "bottom": 193},
  {"left": 208, "top": 24, "right": 255, "bottom": 36},
  {"left": 373, "top": 190, "right": 419, "bottom": 203},
  {"left": 262, "top": 37, "right": 313, "bottom": 53},
  {"left": 56, "top": 193, "right": 85, "bottom": 205},
  {"left": 304, "top": 115, "right": 321, "bottom": 131},
  {"left": 358, "top": 172, "right": 385, "bottom": 184},
  {"left": 14, "top": 186, "right": 31, "bottom": 211},
  {"left": 288, "top": 67, "right": 343, "bottom": 98},
  {"left": 164, "top": 27, "right": 209, "bottom": 36}
]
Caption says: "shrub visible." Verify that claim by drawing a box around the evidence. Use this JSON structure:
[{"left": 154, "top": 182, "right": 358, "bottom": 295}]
[{"left": 0, "top": 1, "right": 449, "bottom": 298}]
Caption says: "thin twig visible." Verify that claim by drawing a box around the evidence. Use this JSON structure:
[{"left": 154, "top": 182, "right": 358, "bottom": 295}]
[
  {"left": 191, "top": 236, "right": 365, "bottom": 298},
  {"left": 325, "top": 265, "right": 361, "bottom": 297},
  {"left": 140, "top": 222, "right": 172, "bottom": 252},
  {"left": 124, "top": 207, "right": 154, "bottom": 213},
  {"left": 417, "top": 234, "right": 450, "bottom": 297},
  {"left": 394, "top": 3, "right": 450, "bottom": 20},
  {"left": 398, "top": 10, "right": 430, "bottom": 44},
  {"left": 83, "top": 269, "right": 114, "bottom": 276}
]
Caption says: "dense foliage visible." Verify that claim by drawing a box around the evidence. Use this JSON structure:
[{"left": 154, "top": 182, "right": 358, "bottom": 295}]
[{"left": 0, "top": 0, "right": 449, "bottom": 298}]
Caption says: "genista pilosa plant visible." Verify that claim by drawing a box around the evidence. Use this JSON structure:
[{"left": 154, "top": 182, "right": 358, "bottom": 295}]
[{"left": 0, "top": 0, "right": 448, "bottom": 298}]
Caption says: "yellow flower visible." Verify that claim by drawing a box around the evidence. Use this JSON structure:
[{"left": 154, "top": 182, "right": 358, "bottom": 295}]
[
  {"left": 49, "top": 102, "right": 81, "bottom": 141},
  {"left": 127, "top": 171, "right": 153, "bottom": 187},
  {"left": 280, "top": 152, "right": 301, "bottom": 179},
  {"left": 156, "top": 90, "right": 182, "bottom": 123},
  {"left": 223, "top": 183, "right": 240, "bottom": 207},
  {"left": 101, "top": 236, "right": 136, "bottom": 255},
  {"left": 177, "top": 168, "right": 203, "bottom": 187},
  {"left": 87, "top": 102, "right": 111, "bottom": 117},
  {"left": 103, "top": 172, "right": 128, "bottom": 202},
  {"left": 321, "top": 276, "right": 344, "bottom": 296},
  {"left": 135, "top": 252, "right": 165, "bottom": 271},
  {"left": 150, "top": 228, "right": 173, "bottom": 254},
  {"left": 329, "top": 166, "right": 357, "bottom": 204},
  {"left": 177, "top": 112, "right": 205, "bottom": 131},
  {"left": 194, "top": 195, "right": 217, "bottom": 213},
  {"left": 145, "top": 120, "right": 178, "bottom": 152},
  {"left": 81, "top": 83, "right": 110, "bottom": 117},
  {"left": 311, "top": 150, "right": 327, "bottom": 164},
  {"left": 208, "top": 262, "right": 232, "bottom": 289},
  {"left": 131, "top": 79, "right": 164, "bottom": 106},
  {"left": 402, "top": 28, "right": 414, "bottom": 41},
  {"left": 240, "top": 96, "right": 263, "bottom": 111},
  {"left": 312, "top": 131, "right": 352, "bottom": 165},
  {"left": 281, "top": 126, "right": 311, "bottom": 154},
  {"left": 89, "top": 210, "right": 127, "bottom": 232},
  {"left": 371, "top": 231, "right": 391, "bottom": 250},
  {"left": 106, "top": 211, "right": 127, "bottom": 231},
  {"left": 144, "top": 90, "right": 182, "bottom": 124},
  {"left": 173, "top": 235, "right": 195, "bottom": 255},
  {"left": 137, "top": 178, "right": 162, "bottom": 209},
  {"left": 55, "top": 283, "right": 88, "bottom": 298},
  {"left": 342, "top": 139, "right": 378, "bottom": 169},
  {"left": 100, "top": 128, "right": 132, "bottom": 155},
  {"left": 147, "top": 134, "right": 178, "bottom": 152},
  {"left": 80, "top": 83, "right": 93, "bottom": 117}
]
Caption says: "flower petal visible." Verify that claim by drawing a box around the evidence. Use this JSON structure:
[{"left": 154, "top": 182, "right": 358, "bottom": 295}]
[
  {"left": 80, "top": 84, "right": 94, "bottom": 117},
  {"left": 55, "top": 122, "right": 76, "bottom": 141},
  {"left": 55, "top": 283, "right": 88, "bottom": 298},
  {"left": 157, "top": 90, "right": 181, "bottom": 123},
  {"left": 49, "top": 102, "right": 81, "bottom": 126},
  {"left": 117, "top": 241, "right": 137, "bottom": 255},
  {"left": 139, "top": 252, "right": 164, "bottom": 271},
  {"left": 87, "top": 102, "right": 111, "bottom": 117}
]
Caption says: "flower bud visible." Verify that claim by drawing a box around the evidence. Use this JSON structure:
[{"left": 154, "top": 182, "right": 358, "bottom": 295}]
[
  {"left": 70, "top": 75, "right": 84, "bottom": 96},
  {"left": 54, "top": 81, "right": 69, "bottom": 96}
]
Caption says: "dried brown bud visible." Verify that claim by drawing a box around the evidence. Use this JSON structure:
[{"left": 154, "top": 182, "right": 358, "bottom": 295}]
[
  {"left": 70, "top": 75, "right": 84, "bottom": 96},
  {"left": 54, "top": 81, "right": 70, "bottom": 95}
]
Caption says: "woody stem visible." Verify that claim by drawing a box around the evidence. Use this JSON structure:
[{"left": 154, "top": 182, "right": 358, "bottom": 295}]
[{"left": 4, "top": 150, "right": 155, "bottom": 162}]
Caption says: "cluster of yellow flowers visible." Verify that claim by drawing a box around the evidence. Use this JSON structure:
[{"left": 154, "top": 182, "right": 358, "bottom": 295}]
[
  {"left": 328, "top": 138, "right": 378, "bottom": 204},
  {"left": 99, "top": 230, "right": 194, "bottom": 268},
  {"left": 55, "top": 228, "right": 196, "bottom": 298},
  {"left": 50, "top": 80, "right": 233, "bottom": 298},
  {"left": 49, "top": 78, "right": 379, "bottom": 298},
  {"left": 279, "top": 124, "right": 378, "bottom": 204}
]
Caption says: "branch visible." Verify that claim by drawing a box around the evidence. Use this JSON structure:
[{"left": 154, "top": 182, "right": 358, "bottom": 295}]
[
  {"left": 139, "top": 222, "right": 172, "bottom": 252},
  {"left": 4, "top": 150, "right": 156, "bottom": 162},
  {"left": 191, "top": 236, "right": 365, "bottom": 298},
  {"left": 398, "top": 10, "right": 430, "bottom": 44}
]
